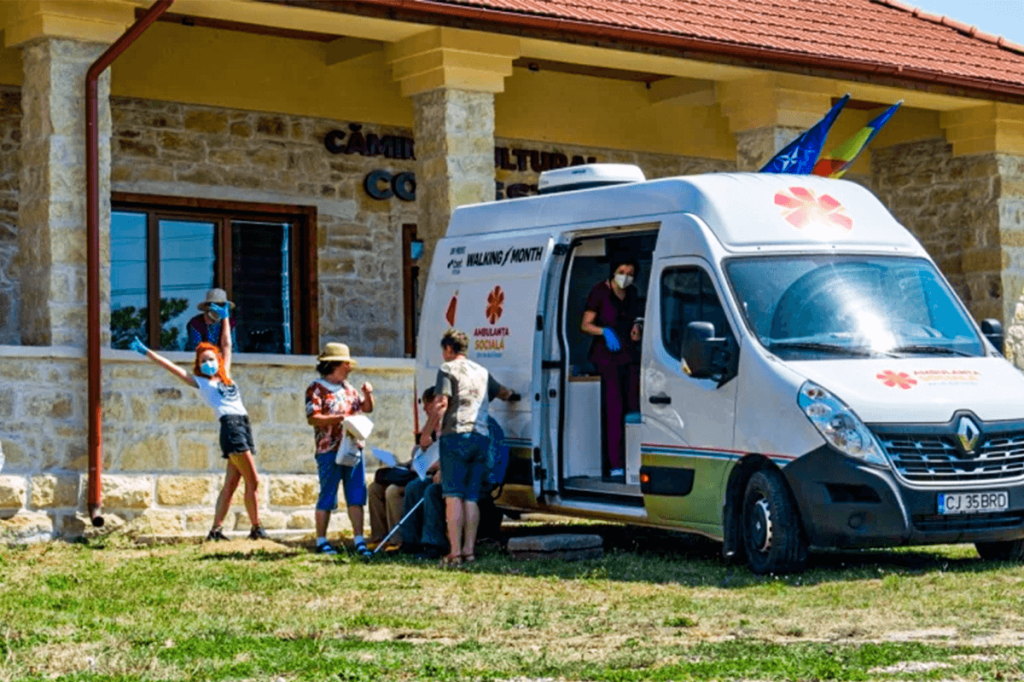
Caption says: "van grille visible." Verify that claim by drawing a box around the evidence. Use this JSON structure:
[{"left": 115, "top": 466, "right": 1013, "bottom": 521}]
[
  {"left": 912, "top": 512, "right": 1024, "bottom": 533},
  {"left": 876, "top": 432, "right": 1024, "bottom": 484}
]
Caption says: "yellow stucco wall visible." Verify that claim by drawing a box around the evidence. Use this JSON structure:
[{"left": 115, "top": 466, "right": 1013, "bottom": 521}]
[{"left": 0, "top": 8, "right": 965, "bottom": 165}]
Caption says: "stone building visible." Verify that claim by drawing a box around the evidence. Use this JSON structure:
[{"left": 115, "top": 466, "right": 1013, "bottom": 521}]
[{"left": 2, "top": 0, "right": 1024, "bottom": 539}]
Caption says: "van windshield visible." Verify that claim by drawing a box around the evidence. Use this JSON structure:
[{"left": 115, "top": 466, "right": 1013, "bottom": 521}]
[{"left": 725, "top": 255, "right": 986, "bottom": 360}]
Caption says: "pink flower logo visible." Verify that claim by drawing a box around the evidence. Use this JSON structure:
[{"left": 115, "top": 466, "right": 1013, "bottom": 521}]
[
  {"left": 877, "top": 370, "right": 917, "bottom": 390},
  {"left": 775, "top": 187, "right": 853, "bottom": 232}
]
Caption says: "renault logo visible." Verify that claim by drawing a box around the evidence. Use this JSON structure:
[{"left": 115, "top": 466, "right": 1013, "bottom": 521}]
[{"left": 957, "top": 417, "right": 981, "bottom": 454}]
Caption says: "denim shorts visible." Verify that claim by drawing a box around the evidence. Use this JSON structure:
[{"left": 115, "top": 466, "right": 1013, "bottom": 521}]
[
  {"left": 219, "top": 415, "right": 256, "bottom": 458},
  {"left": 440, "top": 432, "right": 490, "bottom": 502},
  {"left": 315, "top": 451, "right": 367, "bottom": 510}
]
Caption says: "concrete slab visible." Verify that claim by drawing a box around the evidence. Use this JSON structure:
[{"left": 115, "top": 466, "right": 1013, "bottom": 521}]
[{"left": 507, "top": 533, "right": 604, "bottom": 561}]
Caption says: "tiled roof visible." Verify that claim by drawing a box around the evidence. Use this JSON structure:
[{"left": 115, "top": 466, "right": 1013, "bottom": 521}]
[{"left": 367, "top": 0, "right": 1024, "bottom": 95}]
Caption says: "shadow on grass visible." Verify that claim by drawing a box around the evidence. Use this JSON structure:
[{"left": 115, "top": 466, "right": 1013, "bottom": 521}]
[{"left": 375, "top": 520, "right": 1013, "bottom": 588}]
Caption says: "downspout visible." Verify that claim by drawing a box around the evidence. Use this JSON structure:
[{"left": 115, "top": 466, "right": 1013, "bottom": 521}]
[{"left": 86, "top": 0, "right": 173, "bottom": 527}]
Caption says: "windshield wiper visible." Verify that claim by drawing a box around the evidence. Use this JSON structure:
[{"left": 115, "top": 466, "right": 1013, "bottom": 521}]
[
  {"left": 768, "top": 341, "right": 875, "bottom": 357},
  {"left": 889, "top": 344, "right": 974, "bottom": 357}
]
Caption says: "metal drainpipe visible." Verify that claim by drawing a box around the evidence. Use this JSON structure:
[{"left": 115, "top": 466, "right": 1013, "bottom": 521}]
[{"left": 86, "top": 0, "right": 174, "bottom": 527}]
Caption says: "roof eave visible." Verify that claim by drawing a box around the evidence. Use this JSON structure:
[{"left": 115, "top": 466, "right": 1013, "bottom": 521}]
[{"left": 280, "top": 0, "right": 1024, "bottom": 102}]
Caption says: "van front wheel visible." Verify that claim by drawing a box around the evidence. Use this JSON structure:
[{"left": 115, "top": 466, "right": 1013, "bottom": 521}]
[
  {"left": 975, "top": 539, "right": 1024, "bottom": 561},
  {"left": 742, "top": 469, "right": 807, "bottom": 575}
]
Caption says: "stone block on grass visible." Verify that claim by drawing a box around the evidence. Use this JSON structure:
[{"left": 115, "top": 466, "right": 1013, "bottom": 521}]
[{"left": 507, "top": 534, "right": 604, "bottom": 562}]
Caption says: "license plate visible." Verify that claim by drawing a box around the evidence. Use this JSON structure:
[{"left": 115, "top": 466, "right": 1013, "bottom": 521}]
[{"left": 938, "top": 491, "right": 1009, "bottom": 515}]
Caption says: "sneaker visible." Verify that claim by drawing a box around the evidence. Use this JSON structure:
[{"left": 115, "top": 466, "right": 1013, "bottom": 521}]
[
  {"left": 248, "top": 525, "right": 268, "bottom": 541},
  {"left": 315, "top": 541, "right": 339, "bottom": 555},
  {"left": 353, "top": 539, "right": 373, "bottom": 559},
  {"left": 205, "top": 527, "right": 228, "bottom": 542}
]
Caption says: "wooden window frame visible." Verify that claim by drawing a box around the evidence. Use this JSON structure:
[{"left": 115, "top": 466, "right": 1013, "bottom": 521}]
[{"left": 111, "top": 192, "right": 319, "bottom": 354}]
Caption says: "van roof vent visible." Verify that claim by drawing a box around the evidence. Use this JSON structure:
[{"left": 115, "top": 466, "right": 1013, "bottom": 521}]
[{"left": 537, "top": 163, "right": 645, "bottom": 195}]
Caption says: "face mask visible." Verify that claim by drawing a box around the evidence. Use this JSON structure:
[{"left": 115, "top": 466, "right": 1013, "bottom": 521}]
[
  {"left": 200, "top": 360, "right": 218, "bottom": 377},
  {"left": 614, "top": 273, "right": 634, "bottom": 289},
  {"left": 207, "top": 310, "right": 222, "bottom": 323}
]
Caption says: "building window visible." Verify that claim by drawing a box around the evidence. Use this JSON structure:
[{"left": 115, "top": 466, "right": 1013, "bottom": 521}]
[{"left": 110, "top": 193, "right": 318, "bottom": 354}]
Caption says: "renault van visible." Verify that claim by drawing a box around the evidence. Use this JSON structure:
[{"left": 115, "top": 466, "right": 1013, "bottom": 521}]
[{"left": 415, "top": 165, "right": 1024, "bottom": 574}]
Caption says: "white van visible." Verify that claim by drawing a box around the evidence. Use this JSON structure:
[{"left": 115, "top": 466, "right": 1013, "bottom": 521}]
[{"left": 415, "top": 165, "right": 1024, "bottom": 574}]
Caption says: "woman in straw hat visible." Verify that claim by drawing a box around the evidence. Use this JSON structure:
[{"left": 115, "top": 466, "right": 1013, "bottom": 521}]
[
  {"left": 131, "top": 302, "right": 267, "bottom": 542},
  {"left": 305, "top": 342, "right": 375, "bottom": 557},
  {"left": 185, "top": 288, "right": 237, "bottom": 352}
]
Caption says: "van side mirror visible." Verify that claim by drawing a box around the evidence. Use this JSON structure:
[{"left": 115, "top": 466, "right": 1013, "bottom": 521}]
[
  {"left": 682, "top": 321, "right": 737, "bottom": 382},
  {"left": 981, "top": 318, "right": 1004, "bottom": 355}
]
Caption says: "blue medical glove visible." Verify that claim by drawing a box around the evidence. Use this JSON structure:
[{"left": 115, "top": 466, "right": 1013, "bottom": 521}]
[
  {"left": 602, "top": 327, "right": 621, "bottom": 352},
  {"left": 209, "top": 303, "right": 230, "bottom": 320},
  {"left": 130, "top": 336, "right": 149, "bottom": 356}
]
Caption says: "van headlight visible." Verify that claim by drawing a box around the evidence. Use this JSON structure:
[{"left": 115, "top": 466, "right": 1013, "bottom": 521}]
[{"left": 798, "top": 381, "right": 888, "bottom": 467}]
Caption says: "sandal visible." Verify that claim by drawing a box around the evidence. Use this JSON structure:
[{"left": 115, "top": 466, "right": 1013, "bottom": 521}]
[
  {"left": 439, "top": 553, "right": 463, "bottom": 568},
  {"left": 315, "top": 541, "right": 339, "bottom": 556},
  {"left": 353, "top": 539, "right": 373, "bottom": 559}
]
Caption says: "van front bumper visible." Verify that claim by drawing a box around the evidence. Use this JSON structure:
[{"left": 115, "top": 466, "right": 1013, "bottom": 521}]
[{"left": 782, "top": 446, "right": 1024, "bottom": 549}]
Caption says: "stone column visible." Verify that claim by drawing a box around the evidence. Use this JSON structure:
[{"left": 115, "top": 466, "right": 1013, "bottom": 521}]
[
  {"left": 386, "top": 27, "right": 519, "bottom": 281},
  {"left": 717, "top": 74, "right": 836, "bottom": 171},
  {"left": 18, "top": 38, "right": 111, "bottom": 346},
  {"left": 733, "top": 126, "right": 808, "bottom": 171},
  {"left": 411, "top": 88, "right": 495, "bottom": 278}
]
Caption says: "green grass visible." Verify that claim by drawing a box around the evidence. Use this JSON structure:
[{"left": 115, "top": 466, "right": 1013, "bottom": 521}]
[{"left": 1, "top": 522, "right": 1024, "bottom": 680}]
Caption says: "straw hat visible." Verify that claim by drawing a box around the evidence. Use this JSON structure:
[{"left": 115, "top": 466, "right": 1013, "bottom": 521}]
[
  {"left": 318, "top": 342, "right": 357, "bottom": 366},
  {"left": 197, "top": 288, "right": 235, "bottom": 312}
]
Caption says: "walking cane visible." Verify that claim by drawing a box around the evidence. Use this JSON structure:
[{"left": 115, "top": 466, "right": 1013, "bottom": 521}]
[{"left": 372, "top": 495, "right": 426, "bottom": 556}]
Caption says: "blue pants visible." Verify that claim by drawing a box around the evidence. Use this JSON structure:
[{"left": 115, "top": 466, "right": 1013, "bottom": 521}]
[{"left": 401, "top": 477, "right": 447, "bottom": 549}]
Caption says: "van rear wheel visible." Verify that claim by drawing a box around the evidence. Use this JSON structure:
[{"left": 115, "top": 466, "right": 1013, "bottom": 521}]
[
  {"left": 742, "top": 469, "right": 807, "bottom": 575},
  {"left": 975, "top": 539, "right": 1024, "bottom": 561}
]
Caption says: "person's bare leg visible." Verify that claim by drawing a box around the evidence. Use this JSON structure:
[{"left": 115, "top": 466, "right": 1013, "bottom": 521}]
[
  {"left": 462, "top": 500, "right": 480, "bottom": 558},
  {"left": 213, "top": 460, "right": 242, "bottom": 528},
  {"left": 228, "top": 451, "right": 261, "bottom": 526},
  {"left": 347, "top": 505, "right": 364, "bottom": 538},
  {"left": 445, "top": 496, "right": 464, "bottom": 558},
  {"left": 315, "top": 510, "right": 331, "bottom": 539}
]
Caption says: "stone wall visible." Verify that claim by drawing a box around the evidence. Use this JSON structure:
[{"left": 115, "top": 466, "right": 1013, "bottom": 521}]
[
  {"left": 0, "top": 346, "right": 415, "bottom": 539},
  {"left": 872, "top": 138, "right": 1004, "bottom": 323},
  {"left": 110, "top": 97, "right": 418, "bottom": 357},
  {"left": 0, "top": 87, "right": 19, "bottom": 346}
]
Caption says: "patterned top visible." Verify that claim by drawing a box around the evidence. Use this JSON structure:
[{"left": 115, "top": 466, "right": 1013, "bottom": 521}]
[
  {"left": 435, "top": 357, "right": 502, "bottom": 437},
  {"left": 305, "top": 378, "right": 363, "bottom": 454}
]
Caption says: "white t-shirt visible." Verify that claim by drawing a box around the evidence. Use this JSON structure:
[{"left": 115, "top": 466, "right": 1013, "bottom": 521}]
[{"left": 195, "top": 376, "right": 247, "bottom": 418}]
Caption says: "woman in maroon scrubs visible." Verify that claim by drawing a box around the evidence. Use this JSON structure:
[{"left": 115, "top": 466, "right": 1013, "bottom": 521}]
[{"left": 581, "top": 257, "right": 643, "bottom": 481}]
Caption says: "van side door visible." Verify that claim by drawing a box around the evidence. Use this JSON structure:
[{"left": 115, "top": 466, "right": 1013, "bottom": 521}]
[{"left": 641, "top": 255, "right": 740, "bottom": 535}]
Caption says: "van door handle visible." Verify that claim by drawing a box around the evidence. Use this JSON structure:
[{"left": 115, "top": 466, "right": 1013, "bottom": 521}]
[{"left": 649, "top": 394, "right": 671, "bottom": 405}]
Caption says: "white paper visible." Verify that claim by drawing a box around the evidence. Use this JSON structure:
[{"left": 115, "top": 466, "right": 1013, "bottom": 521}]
[
  {"left": 371, "top": 448, "right": 397, "bottom": 467},
  {"left": 411, "top": 441, "right": 440, "bottom": 481},
  {"left": 336, "top": 432, "right": 363, "bottom": 467},
  {"left": 342, "top": 415, "right": 374, "bottom": 439}
]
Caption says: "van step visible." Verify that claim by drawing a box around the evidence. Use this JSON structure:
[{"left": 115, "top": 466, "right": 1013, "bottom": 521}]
[{"left": 563, "top": 476, "right": 642, "bottom": 498}]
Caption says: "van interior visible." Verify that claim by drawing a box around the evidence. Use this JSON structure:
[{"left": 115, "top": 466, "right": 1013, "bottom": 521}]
[{"left": 559, "top": 229, "right": 658, "bottom": 503}]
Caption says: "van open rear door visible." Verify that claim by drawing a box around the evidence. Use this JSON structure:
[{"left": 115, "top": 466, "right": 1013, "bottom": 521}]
[{"left": 417, "top": 232, "right": 563, "bottom": 503}]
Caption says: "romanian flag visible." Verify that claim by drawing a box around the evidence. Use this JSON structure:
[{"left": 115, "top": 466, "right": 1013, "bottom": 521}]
[
  {"left": 812, "top": 101, "right": 902, "bottom": 178},
  {"left": 760, "top": 94, "right": 850, "bottom": 174}
]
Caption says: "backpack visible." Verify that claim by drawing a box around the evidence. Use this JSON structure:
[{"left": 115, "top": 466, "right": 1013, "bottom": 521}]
[{"left": 486, "top": 416, "right": 510, "bottom": 491}]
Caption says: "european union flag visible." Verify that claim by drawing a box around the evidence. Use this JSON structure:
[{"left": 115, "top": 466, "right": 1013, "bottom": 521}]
[{"left": 760, "top": 94, "right": 850, "bottom": 174}]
